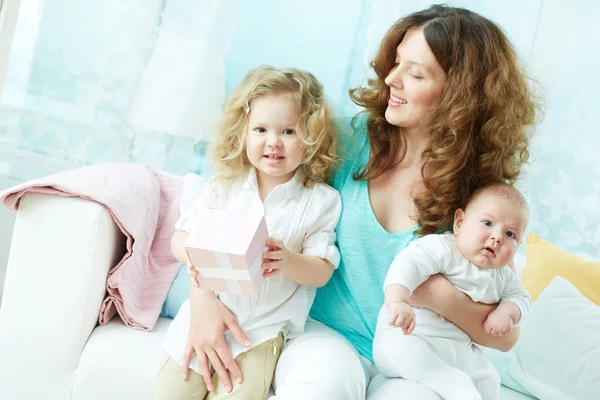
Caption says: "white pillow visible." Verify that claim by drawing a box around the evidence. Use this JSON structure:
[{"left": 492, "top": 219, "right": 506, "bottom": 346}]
[{"left": 485, "top": 277, "right": 600, "bottom": 399}]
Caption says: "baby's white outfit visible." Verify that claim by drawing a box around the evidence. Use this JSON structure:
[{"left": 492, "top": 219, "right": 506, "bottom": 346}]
[
  {"left": 373, "top": 232, "right": 531, "bottom": 400},
  {"left": 163, "top": 168, "right": 341, "bottom": 375}
]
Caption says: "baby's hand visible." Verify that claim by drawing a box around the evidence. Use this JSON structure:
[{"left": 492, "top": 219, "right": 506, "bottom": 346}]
[
  {"left": 387, "top": 301, "right": 416, "bottom": 335},
  {"left": 185, "top": 258, "right": 201, "bottom": 288},
  {"left": 483, "top": 309, "right": 514, "bottom": 336}
]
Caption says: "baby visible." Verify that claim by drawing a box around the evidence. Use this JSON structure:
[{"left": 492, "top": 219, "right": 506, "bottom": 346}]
[{"left": 373, "top": 183, "right": 531, "bottom": 400}]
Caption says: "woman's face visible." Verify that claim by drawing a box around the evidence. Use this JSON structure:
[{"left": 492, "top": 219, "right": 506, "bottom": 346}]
[{"left": 384, "top": 27, "right": 447, "bottom": 132}]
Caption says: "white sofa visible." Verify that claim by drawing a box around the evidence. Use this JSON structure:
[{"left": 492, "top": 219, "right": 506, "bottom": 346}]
[{"left": 0, "top": 192, "right": 535, "bottom": 400}]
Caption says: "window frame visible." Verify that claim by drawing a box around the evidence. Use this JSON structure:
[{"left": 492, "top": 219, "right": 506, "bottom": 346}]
[{"left": 0, "top": 0, "right": 22, "bottom": 95}]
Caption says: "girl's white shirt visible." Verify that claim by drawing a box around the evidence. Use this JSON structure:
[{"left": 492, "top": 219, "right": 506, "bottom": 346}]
[{"left": 163, "top": 168, "right": 342, "bottom": 373}]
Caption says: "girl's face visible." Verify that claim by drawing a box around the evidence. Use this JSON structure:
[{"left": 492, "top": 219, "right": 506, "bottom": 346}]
[
  {"left": 246, "top": 94, "right": 304, "bottom": 186},
  {"left": 384, "top": 27, "right": 447, "bottom": 133}
]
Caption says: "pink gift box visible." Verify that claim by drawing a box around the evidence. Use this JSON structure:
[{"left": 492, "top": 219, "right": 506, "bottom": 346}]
[{"left": 184, "top": 207, "right": 268, "bottom": 297}]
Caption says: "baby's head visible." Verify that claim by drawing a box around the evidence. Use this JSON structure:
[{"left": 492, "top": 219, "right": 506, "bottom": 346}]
[
  {"left": 211, "top": 65, "right": 338, "bottom": 187},
  {"left": 453, "top": 183, "right": 529, "bottom": 269}
]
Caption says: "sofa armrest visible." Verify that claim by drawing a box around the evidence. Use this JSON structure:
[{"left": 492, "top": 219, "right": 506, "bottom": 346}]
[{"left": 0, "top": 192, "right": 126, "bottom": 399}]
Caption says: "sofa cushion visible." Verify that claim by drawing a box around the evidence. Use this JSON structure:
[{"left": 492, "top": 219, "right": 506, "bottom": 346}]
[{"left": 70, "top": 318, "right": 170, "bottom": 400}]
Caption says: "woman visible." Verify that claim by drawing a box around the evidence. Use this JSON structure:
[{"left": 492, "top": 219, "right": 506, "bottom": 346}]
[{"left": 180, "top": 4, "right": 540, "bottom": 399}]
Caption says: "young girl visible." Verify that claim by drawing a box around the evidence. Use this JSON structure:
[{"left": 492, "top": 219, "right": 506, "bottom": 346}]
[{"left": 153, "top": 65, "right": 342, "bottom": 399}]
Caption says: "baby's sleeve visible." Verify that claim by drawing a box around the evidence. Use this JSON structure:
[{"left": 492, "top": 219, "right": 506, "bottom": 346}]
[
  {"left": 301, "top": 186, "right": 342, "bottom": 268},
  {"left": 500, "top": 269, "right": 532, "bottom": 325},
  {"left": 174, "top": 173, "right": 210, "bottom": 233},
  {"left": 383, "top": 234, "right": 450, "bottom": 294}
]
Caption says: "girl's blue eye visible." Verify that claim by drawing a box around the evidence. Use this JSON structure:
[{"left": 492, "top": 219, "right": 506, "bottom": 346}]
[
  {"left": 283, "top": 129, "right": 295, "bottom": 135},
  {"left": 255, "top": 127, "right": 266, "bottom": 133},
  {"left": 483, "top": 220, "right": 492, "bottom": 227}
]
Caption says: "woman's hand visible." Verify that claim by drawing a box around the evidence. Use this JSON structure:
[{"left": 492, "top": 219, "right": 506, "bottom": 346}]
[
  {"left": 181, "top": 287, "right": 252, "bottom": 393},
  {"left": 261, "top": 237, "right": 290, "bottom": 279}
]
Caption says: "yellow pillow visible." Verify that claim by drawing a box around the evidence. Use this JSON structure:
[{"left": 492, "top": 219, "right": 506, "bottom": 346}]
[{"left": 522, "top": 233, "right": 600, "bottom": 305}]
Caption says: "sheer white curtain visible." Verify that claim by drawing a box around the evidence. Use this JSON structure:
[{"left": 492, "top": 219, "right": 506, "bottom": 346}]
[{"left": 128, "top": 0, "right": 242, "bottom": 142}]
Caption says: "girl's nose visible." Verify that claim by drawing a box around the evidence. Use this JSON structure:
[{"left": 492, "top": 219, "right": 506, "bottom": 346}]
[{"left": 266, "top": 132, "right": 282, "bottom": 147}]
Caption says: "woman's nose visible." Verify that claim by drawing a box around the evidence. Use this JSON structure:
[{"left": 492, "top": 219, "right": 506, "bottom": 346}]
[{"left": 384, "top": 66, "right": 404, "bottom": 89}]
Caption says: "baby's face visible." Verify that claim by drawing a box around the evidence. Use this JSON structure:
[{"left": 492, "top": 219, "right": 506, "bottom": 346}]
[{"left": 453, "top": 194, "right": 528, "bottom": 269}]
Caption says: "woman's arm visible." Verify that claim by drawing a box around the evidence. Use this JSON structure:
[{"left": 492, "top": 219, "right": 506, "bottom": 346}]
[{"left": 410, "top": 274, "right": 519, "bottom": 352}]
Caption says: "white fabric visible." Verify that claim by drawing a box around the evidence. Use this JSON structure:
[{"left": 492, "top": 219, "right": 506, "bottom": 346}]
[
  {"left": 374, "top": 307, "right": 500, "bottom": 400},
  {"left": 178, "top": 172, "right": 208, "bottom": 218},
  {"left": 164, "top": 168, "right": 342, "bottom": 374},
  {"left": 271, "top": 320, "right": 367, "bottom": 400},
  {"left": 126, "top": 0, "right": 241, "bottom": 141},
  {"left": 270, "top": 320, "right": 531, "bottom": 400},
  {"left": 384, "top": 232, "right": 531, "bottom": 325}
]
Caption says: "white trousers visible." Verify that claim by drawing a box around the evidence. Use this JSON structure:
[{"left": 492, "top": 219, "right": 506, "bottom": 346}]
[
  {"left": 372, "top": 307, "right": 500, "bottom": 400},
  {"left": 269, "top": 320, "right": 454, "bottom": 400}
]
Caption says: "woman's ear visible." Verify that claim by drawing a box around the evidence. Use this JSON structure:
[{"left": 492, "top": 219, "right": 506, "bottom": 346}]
[{"left": 453, "top": 208, "right": 465, "bottom": 235}]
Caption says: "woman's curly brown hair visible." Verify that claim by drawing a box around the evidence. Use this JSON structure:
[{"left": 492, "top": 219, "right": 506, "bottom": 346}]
[
  {"left": 210, "top": 65, "right": 339, "bottom": 187},
  {"left": 350, "top": 4, "right": 543, "bottom": 235}
]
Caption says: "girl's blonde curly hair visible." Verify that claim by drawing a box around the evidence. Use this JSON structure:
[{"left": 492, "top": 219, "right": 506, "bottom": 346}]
[
  {"left": 210, "top": 65, "right": 339, "bottom": 187},
  {"left": 350, "top": 5, "right": 543, "bottom": 235}
]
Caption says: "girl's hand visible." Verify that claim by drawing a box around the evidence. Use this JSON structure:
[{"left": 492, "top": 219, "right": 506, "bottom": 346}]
[
  {"left": 181, "top": 288, "right": 252, "bottom": 393},
  {"left": 185, "top": 258, "right": 201, "bottom": 288},
  {"left": 261, "top": 237, "right": 289, "bottom": 278}
]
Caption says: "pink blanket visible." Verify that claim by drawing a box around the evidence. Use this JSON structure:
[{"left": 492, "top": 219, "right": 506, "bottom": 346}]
[{"left": 0, "top": 163, "right": 183, "bottom": 331}]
